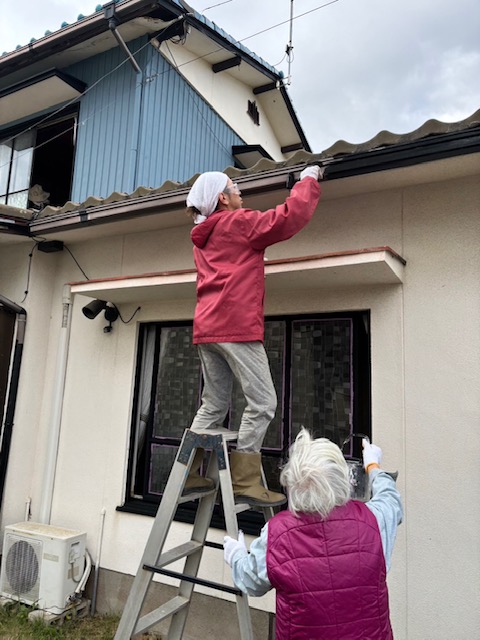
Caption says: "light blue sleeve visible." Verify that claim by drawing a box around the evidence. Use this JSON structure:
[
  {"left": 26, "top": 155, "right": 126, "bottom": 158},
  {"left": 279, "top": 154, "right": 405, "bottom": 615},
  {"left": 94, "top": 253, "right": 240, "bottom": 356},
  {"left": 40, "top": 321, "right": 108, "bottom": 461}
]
[
  {"left": 230, "top": 523, "right": 272, "bottom": 597},
  {"left": 365, "top": 469, "right": 403, "bottom": 572}
]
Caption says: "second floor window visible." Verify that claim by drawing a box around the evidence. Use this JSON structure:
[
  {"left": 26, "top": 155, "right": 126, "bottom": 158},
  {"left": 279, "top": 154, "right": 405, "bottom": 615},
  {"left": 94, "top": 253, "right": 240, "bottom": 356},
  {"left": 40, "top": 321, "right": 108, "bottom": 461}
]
[{"left": 0, "top": 115, "right": 76, "bottom": 210}]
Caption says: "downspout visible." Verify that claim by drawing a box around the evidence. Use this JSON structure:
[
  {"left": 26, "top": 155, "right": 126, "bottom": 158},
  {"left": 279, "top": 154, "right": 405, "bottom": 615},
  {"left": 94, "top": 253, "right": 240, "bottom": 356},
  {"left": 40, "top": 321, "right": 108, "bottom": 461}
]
[
  {"left": 105, "top": 4, "right": 143, "bottom": 192},
  {"left": 38, "top": 285, "right": 72, "bottom": 523},
  {"left": 0, "top": 295, "right": 27, "bottom": 511}
]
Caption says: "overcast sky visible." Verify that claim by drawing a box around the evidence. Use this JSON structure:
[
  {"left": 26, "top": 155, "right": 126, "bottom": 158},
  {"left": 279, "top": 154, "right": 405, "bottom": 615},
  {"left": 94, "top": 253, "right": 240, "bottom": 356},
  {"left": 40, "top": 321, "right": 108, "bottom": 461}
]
[{"left": 1, "top": 0, "right": 479, "bottom": 151}]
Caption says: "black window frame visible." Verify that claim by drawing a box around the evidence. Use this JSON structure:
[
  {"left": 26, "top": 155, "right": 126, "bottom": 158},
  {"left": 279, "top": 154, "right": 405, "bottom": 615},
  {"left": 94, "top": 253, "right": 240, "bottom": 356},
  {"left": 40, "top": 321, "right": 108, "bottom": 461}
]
[
  {"left": 0, "top": 106, "right": 78, "bottom": 209},
  {"left": 118, "top": 311, "right": 371, "bottom": 534}
]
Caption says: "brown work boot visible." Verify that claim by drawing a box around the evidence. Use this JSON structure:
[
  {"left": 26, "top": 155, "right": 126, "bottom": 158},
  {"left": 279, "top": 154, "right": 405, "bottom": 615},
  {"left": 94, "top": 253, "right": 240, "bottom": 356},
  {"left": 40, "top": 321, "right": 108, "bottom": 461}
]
[
  {"left": 230, "top": 450, "right": 286, "bottom": 507},
  {"left": 183, "top": 448, "right": 214, "bottom": 495}
]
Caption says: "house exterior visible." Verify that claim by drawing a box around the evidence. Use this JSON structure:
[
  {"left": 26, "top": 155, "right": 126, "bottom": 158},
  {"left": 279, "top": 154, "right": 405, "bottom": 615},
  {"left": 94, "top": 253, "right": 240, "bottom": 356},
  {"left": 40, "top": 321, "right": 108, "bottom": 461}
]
[{"left": 1, "top": 2, "right": 480, "bottom": 639}]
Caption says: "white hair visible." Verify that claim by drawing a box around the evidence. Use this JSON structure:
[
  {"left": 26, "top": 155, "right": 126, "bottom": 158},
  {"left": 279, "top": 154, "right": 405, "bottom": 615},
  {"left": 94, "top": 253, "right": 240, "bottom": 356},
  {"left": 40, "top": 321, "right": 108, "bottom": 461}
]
[{"left": 280, "top": 428, "right": 351, "bottom": 518}]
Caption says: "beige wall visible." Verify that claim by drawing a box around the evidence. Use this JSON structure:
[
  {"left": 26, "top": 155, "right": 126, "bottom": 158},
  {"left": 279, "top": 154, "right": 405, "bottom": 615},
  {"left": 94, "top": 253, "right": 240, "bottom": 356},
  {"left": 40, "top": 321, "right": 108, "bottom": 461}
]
[{"left": 1, "top": 167, "right": 479, "bottom": 638}]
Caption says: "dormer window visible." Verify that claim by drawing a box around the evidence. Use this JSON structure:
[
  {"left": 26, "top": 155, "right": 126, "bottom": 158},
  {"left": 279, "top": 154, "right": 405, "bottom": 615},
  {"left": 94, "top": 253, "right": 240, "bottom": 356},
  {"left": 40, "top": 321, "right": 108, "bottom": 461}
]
[{"left": 247, "top": 100, "right": 260, "bottom": 126}]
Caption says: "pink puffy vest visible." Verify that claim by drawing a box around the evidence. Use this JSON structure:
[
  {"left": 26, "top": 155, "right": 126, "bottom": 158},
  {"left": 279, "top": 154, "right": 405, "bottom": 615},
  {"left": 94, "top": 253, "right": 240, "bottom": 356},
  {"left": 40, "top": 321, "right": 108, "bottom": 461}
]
[{"left": 267, "top": 501, "right": 393, "bottom": 640}]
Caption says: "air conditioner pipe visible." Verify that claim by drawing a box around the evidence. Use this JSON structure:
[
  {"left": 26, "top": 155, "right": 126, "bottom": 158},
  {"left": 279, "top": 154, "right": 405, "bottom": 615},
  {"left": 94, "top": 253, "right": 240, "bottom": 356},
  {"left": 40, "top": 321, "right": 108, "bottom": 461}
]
[
  {"left": 75, "top": 548, "right": 92, "bottom": 595},
  {"left": 0, "top": 295, "right": 27, "bottom": 512}
]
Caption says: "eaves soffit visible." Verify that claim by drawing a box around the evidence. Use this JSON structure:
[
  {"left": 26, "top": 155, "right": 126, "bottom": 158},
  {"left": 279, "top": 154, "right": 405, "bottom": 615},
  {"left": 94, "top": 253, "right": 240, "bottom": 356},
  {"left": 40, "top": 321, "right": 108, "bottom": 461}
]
[
  {"left": 4, "top": 107, "right": 476, "bottom": 225},
  {"left": 0, "top": 0, "right": 279, "bottom": 89}
]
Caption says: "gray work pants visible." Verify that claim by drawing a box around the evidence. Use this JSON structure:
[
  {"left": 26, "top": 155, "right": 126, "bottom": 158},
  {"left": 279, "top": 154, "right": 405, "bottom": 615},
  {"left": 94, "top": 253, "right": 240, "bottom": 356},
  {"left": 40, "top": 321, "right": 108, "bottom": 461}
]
[{"left": 190, "top": 342, "right": 277, "bottom": 452}]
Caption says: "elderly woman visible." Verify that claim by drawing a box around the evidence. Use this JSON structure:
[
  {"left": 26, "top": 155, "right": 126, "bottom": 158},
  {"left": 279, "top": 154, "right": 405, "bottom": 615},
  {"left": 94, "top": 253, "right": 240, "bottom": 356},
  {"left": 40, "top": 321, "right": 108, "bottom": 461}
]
[{"left": 224, "top": 428, "right": 403, "bottom": 640}]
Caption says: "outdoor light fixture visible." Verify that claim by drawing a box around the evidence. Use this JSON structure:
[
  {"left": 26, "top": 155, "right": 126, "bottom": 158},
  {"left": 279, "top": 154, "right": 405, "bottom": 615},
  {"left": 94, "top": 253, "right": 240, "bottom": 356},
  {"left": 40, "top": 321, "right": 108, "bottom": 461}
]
[
  {"left": 82, "top": 299, "right": 107, "bottom": 319},
  {"left": 82, "top": 299, "right": 119, "bottom": 333}
]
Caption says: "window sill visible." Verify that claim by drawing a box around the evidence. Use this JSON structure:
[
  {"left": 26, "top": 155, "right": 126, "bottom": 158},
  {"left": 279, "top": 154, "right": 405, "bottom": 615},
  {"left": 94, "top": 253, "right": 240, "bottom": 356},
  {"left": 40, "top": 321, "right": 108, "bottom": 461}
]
[{"left": 117, "top": 499, "right": 269, "bottom": 536}]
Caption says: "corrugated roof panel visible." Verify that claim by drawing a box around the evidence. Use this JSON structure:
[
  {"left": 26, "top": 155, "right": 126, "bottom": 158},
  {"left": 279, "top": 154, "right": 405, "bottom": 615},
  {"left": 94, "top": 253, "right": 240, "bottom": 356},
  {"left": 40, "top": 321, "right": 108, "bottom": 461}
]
[{"left": 28, "top": 107, "right": 479, "bottom": 220}]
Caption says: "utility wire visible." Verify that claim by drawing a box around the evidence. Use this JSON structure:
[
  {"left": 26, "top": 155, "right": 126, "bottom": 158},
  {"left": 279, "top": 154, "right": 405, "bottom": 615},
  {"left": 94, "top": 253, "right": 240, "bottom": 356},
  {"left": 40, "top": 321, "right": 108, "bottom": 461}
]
[
  {"left": 1, "top": 1, "right": 340, "bottom": 181},
  {"left": 64, "top": 245, "right": 89, "bottom": 280},
  {"left": 20, "top": 243, "right": 37, "bottom": 303},
  {"left": 164, "top": 41, "right": 233, "bottom": 160},
  {"left": 202, "top": 0, "right": 234, "bottom": 11}
]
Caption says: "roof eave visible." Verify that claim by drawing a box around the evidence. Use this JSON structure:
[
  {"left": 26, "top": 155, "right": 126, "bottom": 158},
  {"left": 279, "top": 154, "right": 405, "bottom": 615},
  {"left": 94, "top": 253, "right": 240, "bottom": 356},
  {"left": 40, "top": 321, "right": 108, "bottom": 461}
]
[
  {"left": 0, "top": 0, "right": 181, "bottom": 80},
  {"left": 27, "top": 124, "right": 480, "bottom": 237}
]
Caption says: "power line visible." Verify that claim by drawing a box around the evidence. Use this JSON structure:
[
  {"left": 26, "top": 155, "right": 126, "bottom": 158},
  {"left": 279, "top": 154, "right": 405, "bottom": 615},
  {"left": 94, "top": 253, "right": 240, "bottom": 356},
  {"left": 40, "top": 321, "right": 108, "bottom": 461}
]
[
  {"left": 202, "top": 0, "right": 234, "bottom": 10},
  {"left": 0, "top": 1, "right": 340, "bottom": 191}
]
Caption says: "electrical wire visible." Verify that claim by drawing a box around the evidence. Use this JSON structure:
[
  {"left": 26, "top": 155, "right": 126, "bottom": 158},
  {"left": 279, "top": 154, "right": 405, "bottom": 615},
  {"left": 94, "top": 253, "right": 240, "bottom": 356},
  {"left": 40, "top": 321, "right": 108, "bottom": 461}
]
[
  {"left": 0, "top": 19, "right": 180, "bottom": 152},
  {"left": 164, "top": 41, "right": 234, "bottom": 160},
  {"left": 115, "top": 304, "right": 141, "bottom": 324},
  {"left": 63, "top": 245, "right": 89, "bottom": 280},
  {"left": 0, "top": 1, "right": 340, "bottom": 183},
  {"left": 202, "top": 0, "right": 234, "bottom": 11},
  {"left": 235, "top": 0, "right": 340, "bottom": 46},
  {"left": 19, "top": 243, "right": 37, "bottom": 303}
]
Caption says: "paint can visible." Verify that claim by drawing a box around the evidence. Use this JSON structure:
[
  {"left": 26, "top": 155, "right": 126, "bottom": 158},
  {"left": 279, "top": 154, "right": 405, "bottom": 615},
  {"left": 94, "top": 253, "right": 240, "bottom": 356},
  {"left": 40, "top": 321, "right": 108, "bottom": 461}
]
[{"left": 341, "top": 433, "right": 370, "bottom": 502}]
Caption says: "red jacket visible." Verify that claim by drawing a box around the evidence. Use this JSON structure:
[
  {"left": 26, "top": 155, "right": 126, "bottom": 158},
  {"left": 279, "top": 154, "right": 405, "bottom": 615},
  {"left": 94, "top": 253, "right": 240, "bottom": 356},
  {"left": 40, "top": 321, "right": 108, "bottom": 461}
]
[
  {"left": 267, "top": 502, "right": 393, "bottom": 640},
  {"left": 191, "top": 177, "right": 321, "bottom": 344}
]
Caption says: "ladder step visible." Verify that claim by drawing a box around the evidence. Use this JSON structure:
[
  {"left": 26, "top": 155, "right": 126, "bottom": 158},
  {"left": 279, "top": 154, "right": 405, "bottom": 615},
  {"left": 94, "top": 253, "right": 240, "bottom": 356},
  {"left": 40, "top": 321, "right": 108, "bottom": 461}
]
[
  {"left": 156, "top": 540, "right": 203, "bottom": 568},
  {"left": 178, "top": 487, "right": 217, "bottom": 503},
  {"left": 134, "top": 595, "right": 189, "bottom": 635},
  {"left": 143, "top": 565, "right": 243, "bottom": 596}
]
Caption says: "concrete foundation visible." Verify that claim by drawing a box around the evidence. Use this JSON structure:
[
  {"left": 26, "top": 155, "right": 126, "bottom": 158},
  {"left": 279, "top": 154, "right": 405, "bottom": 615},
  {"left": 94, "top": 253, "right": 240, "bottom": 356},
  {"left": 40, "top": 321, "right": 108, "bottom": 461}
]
[{"left": 88, "top": 567, "right": 275, "bottom": 639}]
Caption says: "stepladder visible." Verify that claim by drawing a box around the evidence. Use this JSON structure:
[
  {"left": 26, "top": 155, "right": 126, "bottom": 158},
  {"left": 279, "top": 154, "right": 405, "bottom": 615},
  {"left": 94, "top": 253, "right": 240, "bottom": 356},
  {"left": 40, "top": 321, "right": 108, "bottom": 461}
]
[{"left": 114, "top": 428, "right": 275, "bottom": 640}]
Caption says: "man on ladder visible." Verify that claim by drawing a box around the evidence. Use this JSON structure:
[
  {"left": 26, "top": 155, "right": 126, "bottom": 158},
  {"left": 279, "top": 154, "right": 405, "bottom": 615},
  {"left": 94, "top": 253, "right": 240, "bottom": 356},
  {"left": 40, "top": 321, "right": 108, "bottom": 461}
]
[
  {"left": 114, "top": 165, "right": 324, "bottom": 640},
  {"left": 184, "top": 165, "right": 324, "bottom": 505}
]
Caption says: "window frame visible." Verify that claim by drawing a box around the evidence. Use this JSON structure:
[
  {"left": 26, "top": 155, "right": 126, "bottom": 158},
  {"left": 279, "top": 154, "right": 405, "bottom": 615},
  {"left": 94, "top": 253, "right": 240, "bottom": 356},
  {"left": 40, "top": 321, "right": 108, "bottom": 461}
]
[
  {"left": 0, "top": 106, "right": 78, "bottom": 208},
  {"left": 118, "top": 311, "right": 371, "bottom": 534}
]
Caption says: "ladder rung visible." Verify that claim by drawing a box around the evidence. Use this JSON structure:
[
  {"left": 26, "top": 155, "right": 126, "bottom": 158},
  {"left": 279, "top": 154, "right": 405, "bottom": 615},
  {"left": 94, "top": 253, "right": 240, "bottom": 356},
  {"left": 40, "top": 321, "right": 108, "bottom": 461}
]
[
  {"left": 143, "top": 565, "right": 243, "bottom": 596},
  {"left": 134, "top": 595, "right": 189, "bottom": 635},
  {"left": 234, "top": 502, "right": 251, "bottom": 515},
  {"left": 156, "top": 540, "right": 203, "bottom": 568},
  {"left": 178, "top": 487, "right": 217, "bottom": 503},
  {"left": 204, "top": 540, "right": 223, "bottom": 550}
]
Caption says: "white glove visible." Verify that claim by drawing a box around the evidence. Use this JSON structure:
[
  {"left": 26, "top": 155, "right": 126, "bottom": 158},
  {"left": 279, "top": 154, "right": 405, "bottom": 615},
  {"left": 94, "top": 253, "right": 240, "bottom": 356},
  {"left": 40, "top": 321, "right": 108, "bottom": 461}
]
[
  {"left": 223, "top": 530, "right": 247, "bottom": 566},
  {"left": 299, "top": 165, "right": 324, "bottom": 181},
  {"left": 362, "top": 439, "right": 383, "bottom": 470}
]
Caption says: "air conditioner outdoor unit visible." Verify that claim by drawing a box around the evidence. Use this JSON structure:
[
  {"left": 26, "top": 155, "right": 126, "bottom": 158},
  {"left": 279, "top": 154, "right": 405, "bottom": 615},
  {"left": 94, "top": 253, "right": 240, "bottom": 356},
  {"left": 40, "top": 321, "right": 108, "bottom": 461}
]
[{"left": 0, "top": 522, "right": 87, "bottom": 614}]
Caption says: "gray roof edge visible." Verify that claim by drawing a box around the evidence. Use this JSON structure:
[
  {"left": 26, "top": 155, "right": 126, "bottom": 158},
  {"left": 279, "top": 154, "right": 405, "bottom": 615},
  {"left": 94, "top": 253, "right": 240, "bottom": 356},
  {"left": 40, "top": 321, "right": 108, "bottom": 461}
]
[
  {"left": 0, "top": 0, "right": 281, "bottom": 83},
  {"left": 2, "top": 107, "right": 479, "bottom": 227}
]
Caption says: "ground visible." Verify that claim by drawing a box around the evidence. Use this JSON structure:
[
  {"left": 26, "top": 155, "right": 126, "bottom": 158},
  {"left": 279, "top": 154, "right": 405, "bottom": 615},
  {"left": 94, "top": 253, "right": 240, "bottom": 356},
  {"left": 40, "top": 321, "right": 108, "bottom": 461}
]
[{"left": 0, "top": 602, "right": 160, "bottom": 639}]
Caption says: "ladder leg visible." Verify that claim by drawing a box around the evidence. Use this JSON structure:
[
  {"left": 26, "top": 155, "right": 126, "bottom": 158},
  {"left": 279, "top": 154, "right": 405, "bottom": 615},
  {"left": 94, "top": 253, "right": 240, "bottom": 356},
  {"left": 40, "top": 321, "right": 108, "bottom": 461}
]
[
  {"left": 115, "top": 431, "right": 201, "bottom": 639},
  {"left": 167, "top": 449, "right": 220, "bottom": 640},
  {"left": 115, "top": 430, "right": 270, "bottom": 640},
  {"left": 217, "top": 439, "right": 254, "bottom": 640}
]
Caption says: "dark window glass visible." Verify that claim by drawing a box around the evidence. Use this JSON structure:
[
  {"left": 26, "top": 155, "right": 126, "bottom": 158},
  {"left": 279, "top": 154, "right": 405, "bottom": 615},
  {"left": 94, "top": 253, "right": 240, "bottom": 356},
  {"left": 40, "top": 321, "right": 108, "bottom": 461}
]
[{"left": 121, "top": 312, "right": 371, "bottom": 533}]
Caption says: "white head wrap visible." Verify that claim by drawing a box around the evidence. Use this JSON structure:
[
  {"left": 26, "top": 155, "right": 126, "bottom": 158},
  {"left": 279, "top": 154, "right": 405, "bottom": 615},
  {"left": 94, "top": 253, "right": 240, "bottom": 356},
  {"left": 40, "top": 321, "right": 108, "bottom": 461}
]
[{"left": 186, "top": 172, "right": 229, "bottom": 224}]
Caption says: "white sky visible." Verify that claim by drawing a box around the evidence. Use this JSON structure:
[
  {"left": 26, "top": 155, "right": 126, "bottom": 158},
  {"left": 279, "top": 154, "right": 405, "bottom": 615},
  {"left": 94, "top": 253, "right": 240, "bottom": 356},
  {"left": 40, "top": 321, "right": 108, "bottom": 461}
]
[{"left": 1, "top": 0, "right": 479, "bottom": 151}]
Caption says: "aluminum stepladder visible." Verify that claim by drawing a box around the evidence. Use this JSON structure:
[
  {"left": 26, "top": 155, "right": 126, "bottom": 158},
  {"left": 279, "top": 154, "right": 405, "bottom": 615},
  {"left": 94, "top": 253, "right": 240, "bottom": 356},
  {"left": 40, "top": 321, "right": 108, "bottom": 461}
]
[{"left": 114, "top": 428, "right": 274, "bottom": 640}]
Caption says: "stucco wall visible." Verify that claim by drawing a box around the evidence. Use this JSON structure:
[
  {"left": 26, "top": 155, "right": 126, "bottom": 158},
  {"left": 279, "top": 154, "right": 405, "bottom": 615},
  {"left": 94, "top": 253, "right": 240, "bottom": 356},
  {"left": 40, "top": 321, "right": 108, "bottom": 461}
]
[{"left": 0, "top": 169, "right": 479, "bottom": 638}]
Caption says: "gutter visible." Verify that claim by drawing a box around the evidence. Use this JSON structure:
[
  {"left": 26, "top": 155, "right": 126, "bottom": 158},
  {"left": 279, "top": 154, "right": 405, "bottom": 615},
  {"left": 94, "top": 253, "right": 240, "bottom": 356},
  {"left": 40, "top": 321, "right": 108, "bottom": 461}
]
[
  {"left": 0, "top": 295, "right": 27, "bottom": 511},
  {"left": 28, "top": 124, "right": 480, "bottom": 236}
]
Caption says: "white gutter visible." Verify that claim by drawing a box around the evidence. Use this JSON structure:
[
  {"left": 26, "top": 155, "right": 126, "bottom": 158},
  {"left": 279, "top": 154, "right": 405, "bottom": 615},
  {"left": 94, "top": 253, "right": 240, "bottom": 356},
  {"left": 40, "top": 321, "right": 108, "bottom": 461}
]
[{"left": 38, "top": 284, "right": 73, "bottom": 524}]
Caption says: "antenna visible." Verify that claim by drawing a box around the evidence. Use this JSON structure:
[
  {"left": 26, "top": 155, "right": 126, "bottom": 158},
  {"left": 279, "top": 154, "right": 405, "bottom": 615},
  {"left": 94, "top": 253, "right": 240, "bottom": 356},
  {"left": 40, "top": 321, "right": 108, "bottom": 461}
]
[{"left": 285, "top": 0, "right": 294, "bottom": 85}]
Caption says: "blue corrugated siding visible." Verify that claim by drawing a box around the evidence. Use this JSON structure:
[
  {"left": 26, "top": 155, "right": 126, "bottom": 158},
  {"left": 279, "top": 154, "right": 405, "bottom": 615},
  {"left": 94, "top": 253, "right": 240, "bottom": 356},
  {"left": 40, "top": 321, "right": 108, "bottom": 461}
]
[{"left": 66, "top": 36, "right": 244, "bottom": 201}]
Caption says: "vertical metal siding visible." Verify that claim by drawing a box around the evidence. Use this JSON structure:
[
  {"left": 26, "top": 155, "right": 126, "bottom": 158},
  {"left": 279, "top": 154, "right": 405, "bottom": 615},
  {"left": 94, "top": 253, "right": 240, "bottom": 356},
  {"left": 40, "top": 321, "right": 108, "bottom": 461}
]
[{"left": 66, "top": 36, "right": 244, "bottom": 202}]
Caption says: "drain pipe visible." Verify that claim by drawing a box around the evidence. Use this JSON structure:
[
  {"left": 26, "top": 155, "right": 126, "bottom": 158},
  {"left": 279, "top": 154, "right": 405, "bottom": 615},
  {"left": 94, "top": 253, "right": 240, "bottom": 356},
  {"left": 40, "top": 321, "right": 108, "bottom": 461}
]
[
  {"left": 0, "top": 295, "right": 27, "bottom": 512},
  {"left": 38, "top": 285, "right": 73, "bottom": 524},
  {"left": 90, "top": 507, "right": 107, "bottom": 615},
  {"left": 105, "top": 3, "right": 143, "bottom": 192}
]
